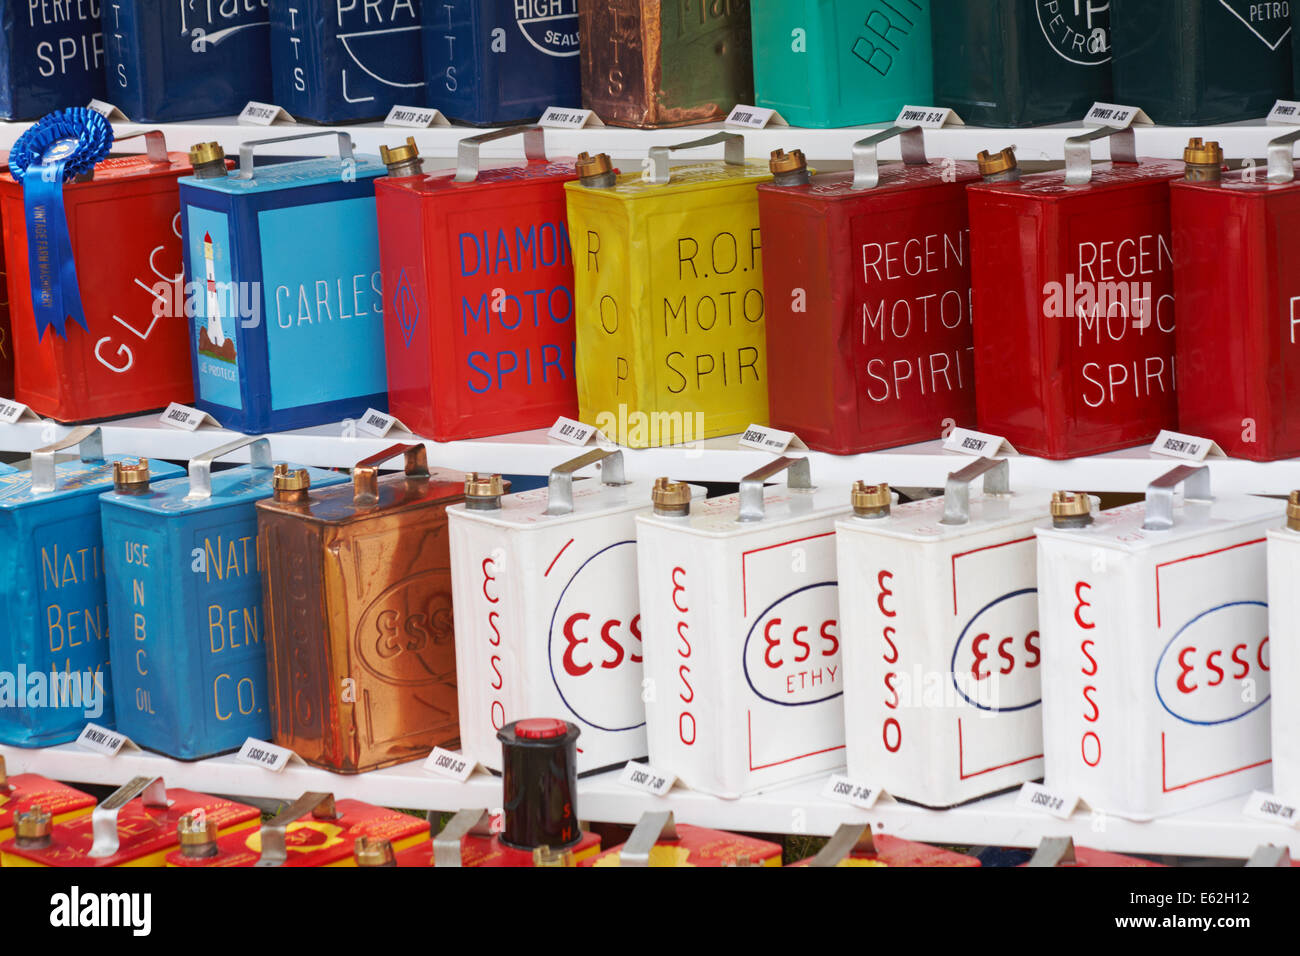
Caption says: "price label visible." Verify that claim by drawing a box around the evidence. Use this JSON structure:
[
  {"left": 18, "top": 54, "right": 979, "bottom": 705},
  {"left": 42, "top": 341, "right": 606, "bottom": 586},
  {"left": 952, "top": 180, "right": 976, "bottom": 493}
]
[
  {"left": 618, "top": 761, "right": 675, "bottom": 796},
  {"left": 0, "top": 398, "right": 39, "bottom": 424},
  {"left": 239, "top": 101, "right": 295, "bottom": 126},
  {"left": 538, "top": 106, "right": 605, "bottom": 129},
  {"left": 75, "top": 723, "right": 131, "bottom": 756},
  {"left": 1083, "top": 102, "right": 1152, "bottom": 129},
  {"left": 423, "top": 747, "right": 477, "bottom": 782},
  {"left": 737, "top": 423, "right": 803, "bottom": 453},
  {"left": 894, "top": 105, "right": 964, "bottom": 129},
  {"left": 724, "top": 104, "right": 789, "bottom": 129},
  {"left": 548, "top": 416, "right": 599, "bottom": 446},
  {"left": 942, "top": 426, "right": 1018, "bottom": 457},
  {"left": 1016, "top": 782, "right": 1080, "bottom": 820},
  {"left": 87, "top": 99, "right": 128, "bottom": 121},
  {"left": 1267, "top": 100, "right": 1300, "bottom": 124},
  {"left": 159, "top": 402, "right": 218, "bottom": 431},
  {"left": 822, "top": 774, "right": 885, "bottom": 810},
  {"left": 1243, "top": 790, "right": 1300, "bottom": 828},
  {"left": 1149, "top": 429, "right": 1225, "bottom": 462},
  {"left": 235, "top": 737, "right": 295, "bottom": 772},
  {"left": 354, "top": 408, "right": 409, "bottom": 438}
]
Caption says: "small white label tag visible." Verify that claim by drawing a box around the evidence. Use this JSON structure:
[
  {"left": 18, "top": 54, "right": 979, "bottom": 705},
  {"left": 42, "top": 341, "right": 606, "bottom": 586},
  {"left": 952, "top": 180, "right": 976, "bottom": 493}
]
[
  {"left": 87, "top": 99, "right": 129, "bottom": 121},
  {"left": 159, "top": 402, "right": 218, "bottom": 431},
  {"left": 1017, "top": 782, "right": 1080, "bottom": 820},
  {"left": 538, "top": 106, "right": 605, "bottom": 129},
  {"left": 75, "top": 723, "right": 133, "bottom": 756},
  {"left": 0, "top": 398, "right": 40, "bottom": 424},
  {"left": 895, "top": 105, "right": 964, "bottom": 129},
  {"left": 737, "top": 423, "right": 806, "bottom": 453},
  {"left": 1149, "top": 429, "right": 1225, "bottom": 462},
  {"left": 942, "top": 426, "right": 1019, "bottom": 457},
  {"left": 1243, "top": 790, "right": 1300, "bottom": 828},
  {"left": 549, "top": 416, "right": 599, "bottom": 446},
  {"left": 822, "top": 774, "right": 887, "bottom": 810},
  {"left": 384, "top": 105, "right": 450, "bottom": 128},
  {"left": 725, "top": 104, "right": 789, "bottom": 129},
  {"left": 354, "top": 407, "right": 410, "bottom": 438},
  {"left": 1083, "top": 102, "right": 1153, "bottom": 128},
  {"left": 1268, "top": 100, "right": 1300, "bottom": 124},
  {"left": 423, "top": 747, "right": 478, "bottom": 782},
  {"left": 618, "top": 761, "right": 676, "bottom": 796},
  {"left": 235, "top": 737, "right": 296, "bottom": 772},
  {"left": 238, "top": 101, "right": 295, "bottom": 126}
]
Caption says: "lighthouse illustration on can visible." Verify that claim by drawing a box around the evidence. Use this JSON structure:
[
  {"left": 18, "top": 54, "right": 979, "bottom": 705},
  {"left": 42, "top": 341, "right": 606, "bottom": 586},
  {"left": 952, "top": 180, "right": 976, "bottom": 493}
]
[{"left": 202, "top": 232, "right": 225, "bottom": 350}]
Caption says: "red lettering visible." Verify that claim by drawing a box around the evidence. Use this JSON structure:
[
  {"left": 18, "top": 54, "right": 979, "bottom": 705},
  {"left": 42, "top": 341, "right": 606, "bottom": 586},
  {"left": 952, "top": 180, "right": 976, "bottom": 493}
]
[{"left": 562, "top": 612, "right": 593, "bottom": 677}]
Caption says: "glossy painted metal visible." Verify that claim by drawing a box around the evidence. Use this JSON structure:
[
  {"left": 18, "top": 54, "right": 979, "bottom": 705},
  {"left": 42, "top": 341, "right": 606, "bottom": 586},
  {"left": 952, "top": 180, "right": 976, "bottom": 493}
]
[{"left": 0, "top": 1, "right": 105, "bottom": 120}]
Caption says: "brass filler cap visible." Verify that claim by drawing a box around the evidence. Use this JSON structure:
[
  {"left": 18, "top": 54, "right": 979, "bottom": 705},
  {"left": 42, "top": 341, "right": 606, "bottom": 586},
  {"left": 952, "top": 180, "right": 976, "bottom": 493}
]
[
  {"left": 15, "top": 806, "right": 52, "bottom": 848},
  {"left": 272, "top": 464, "right": 311, "bottom": 499},
  {"left": 380, "top": 137, "right": 420, "bottom": 167},
  {"left": 851, "top": 481, "right": 891, "bottom": 518},
  {"left": 465, "top": 473, "right": 504, "bottom": 498},
  {"left": 651, "top": 477, "right": 692, "bottom": 515},
  {"left": 177, "top": 813, "right": 219, "bottom": 858},
  {"left": 1184, "top": 137, "right": 1223, "bottom": 167},
  {"left": 977, "top": 147, "right": 1018, "bottom": 178},
  {"left": 1051, "top": 491, "right": 1094, "bottom": 528},
  {"left": 113, "top": 458, "right": 151, "bottom": 492},
  {"left": 532, "top": 845, "right": 574, "bottom": 867},
  {"left": 1288, "top": 491, "right": 1300, "bottom": 532},
  {"left": 769, "top": 148, "right": 808, "bottom": 176},
  {"left": 355, "top": 836, "right": 396, "bottom": 867},
  {"left": 189, "top": 141, "right": 225, "bottom": 167},
  {"left": 576, "top": 151, "right": 613, "bottom": 179}
]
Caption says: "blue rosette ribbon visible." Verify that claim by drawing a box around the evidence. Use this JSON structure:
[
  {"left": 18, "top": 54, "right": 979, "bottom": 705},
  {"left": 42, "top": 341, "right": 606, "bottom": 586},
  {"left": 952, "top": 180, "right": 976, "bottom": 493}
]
[{"left": 10, "top": 108, "right": 114, "bottom": 340}]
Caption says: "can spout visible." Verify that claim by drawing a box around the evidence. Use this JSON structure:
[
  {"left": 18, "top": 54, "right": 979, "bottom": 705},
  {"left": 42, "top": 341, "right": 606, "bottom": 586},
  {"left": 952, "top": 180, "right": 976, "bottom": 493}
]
[
  {"left": 380, "top": 136, "right": 423, "bottom": 178},
  {"left": 464, "top": 473, "right": 504, "bottom": 511},
  {"left": 272, "top": 464, "right": 311, "bottom": 503},
  {"left": 177, "top": 813, "right": 220, "bottom": 859},
  {"left": 769, "top": 148, "right": 810, "bottom": 187},
  {"left": 576, "top": 152, "right": 616, "bottom": 188},
  {"left": 189, "top": 142, "right": 228, "bottom": 179},
  {"left": 651, "top": 477, "right": 692, "bottom": 516},
  {"left": 1051, "top": 491, "right": 1094, "bottom": 528},
  {"left": 354, "top": 835, "right": 397, "bottom": 866},
  {"left": 1183, "top": 138, "right": 1223, "bottom": 182},
  {"left": 1287, "top": 491, "right": 1300, "bottom": 532},
  {"left": 14, "top": 807, "right": 52, "bottom": 850},
  {"left": 977, "top": 146, "right": 1020, "bottom": 183},
  {"left": 113, "top": 459, "right": 152, "bottom": 495},
  {"left": 851, "top": 481, "right": 891, "bottom": 518}
]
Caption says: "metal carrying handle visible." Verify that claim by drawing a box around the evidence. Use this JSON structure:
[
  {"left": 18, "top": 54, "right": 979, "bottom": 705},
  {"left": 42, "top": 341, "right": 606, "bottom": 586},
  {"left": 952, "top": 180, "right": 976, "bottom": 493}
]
[
  {"left": 1267, "top": 129, "right": 1300, "bottom": 184},
  {"left": 352, "top": 443, "right": 429, "bottom": 505},
  {"left": 31, "top": 425, "right": 104, "bottom": 494},
  {"left": 237, "top": 131, "right": 355, "bottom": 180},
  {"left": 88, "top": 776, "right": 169, "bottom": 858},
  {"left": 807, "top": 823, "right": 877, "bottom": 867},
  {"left": 739, "top": 456, "right": 813, "bottom": 523},
  {"left": 940, "top": 457, "right": 1011, "bottom": 526},
  {"left": 1026, "top": 836, "right": 1077, "bottom": 867},
  {"left": 112, "top": 129, "right": 169, "bottom": 163},
  {"left": 1143, "top": 464, "right": 1212, "bottom": 532},
  {"left": 453, "top": 126, "right": 547, "bottom": 183},
  {"left": 186, "top": 436, "right": 272, "bottom": 500},
  {"left": 545, "top": 448, "right": 627, "bottom": 516},
  {"left": 433, "top": 808, "right": 493, "bottom": 867},
  {"left": 851, "top": 125, "right": 928, "bottom": 190},
  {"left": 645, "top": 131, "right": 744, "bottom": 185},
  {"left": 1246, "top": 844, "right": 1293, "bottom": 867},
  {"left": 1064, "top": 125, "right": 1138, "bottom": 186},
  {"left": 255, "top": 792, "right": 339, "bottom": 867},
  {"left": 620, "top": 810, "right": 680, "bottom": 867}
]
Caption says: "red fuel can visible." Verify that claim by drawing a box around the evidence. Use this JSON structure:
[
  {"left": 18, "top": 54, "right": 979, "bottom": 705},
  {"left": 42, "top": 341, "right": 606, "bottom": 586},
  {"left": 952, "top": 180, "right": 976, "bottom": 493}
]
[
  {"left": 967, "top": 131, "right": 1181, "bottom": 459},
  {"left": 1172, "top": 135, "right": 1300, "bottom": 460},
  {"left": 375, "top": 129, "right": 580, "bottom": 441},
  {"left": 0, "top": 131, "right": 195, "bottom": 422},
  {"left": 757, "top": 127, "right": 979, "bottom": 453}
]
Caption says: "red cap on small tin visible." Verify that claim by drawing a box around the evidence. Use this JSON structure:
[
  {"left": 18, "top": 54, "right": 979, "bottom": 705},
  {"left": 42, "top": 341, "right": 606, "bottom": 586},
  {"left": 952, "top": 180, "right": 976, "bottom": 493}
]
[{"left": 515, "top": 718, "right": 568, "bottom": 740}]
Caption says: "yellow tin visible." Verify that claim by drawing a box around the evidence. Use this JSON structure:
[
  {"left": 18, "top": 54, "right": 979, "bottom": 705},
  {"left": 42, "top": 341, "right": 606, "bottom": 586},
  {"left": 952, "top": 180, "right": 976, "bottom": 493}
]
[{"left": 564, "top": 133, "right": 777, "bottom": 448}]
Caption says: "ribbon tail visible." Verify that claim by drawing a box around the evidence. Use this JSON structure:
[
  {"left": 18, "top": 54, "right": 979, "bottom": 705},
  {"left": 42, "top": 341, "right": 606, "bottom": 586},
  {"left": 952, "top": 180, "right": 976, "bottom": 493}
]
[{"left": 23, "top": 158, "right": 84, "bottom": 341}]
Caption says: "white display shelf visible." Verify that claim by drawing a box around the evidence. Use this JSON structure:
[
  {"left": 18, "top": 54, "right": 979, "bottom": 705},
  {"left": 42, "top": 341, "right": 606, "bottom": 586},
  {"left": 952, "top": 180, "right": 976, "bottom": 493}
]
[
  {"left": 2, "top": 742, "right": 1293, "bottom": 859},
  {"left": 0, "top": 115, "right": 1295, "bottom": 164},
  {"left": 3, "top": 417, "right": 1300, "bottom": 494}
]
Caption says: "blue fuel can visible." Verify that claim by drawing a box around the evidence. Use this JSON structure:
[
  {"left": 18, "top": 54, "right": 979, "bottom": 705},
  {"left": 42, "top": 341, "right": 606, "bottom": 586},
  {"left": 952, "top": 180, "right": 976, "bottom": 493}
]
[
  {"left": 423, "top": 0, "right": 580, "bottom": 125},
  {"left": 103, "top": 0, "right": 272, "bottom": 122},
  {"left": 99, "top": 437, "right": 347, "bottom": 760},
  {"left": 0, "top": 0, "right": 105, "bottom": 120},
  {"left": 0, "top": 427, "right": 183, "bottom": 747},
  {"left": 269, "top": 0, "right": 425, "bottom": 123},
  {"left": 178, "top": 133, "right": 390, "bottom": 433}
]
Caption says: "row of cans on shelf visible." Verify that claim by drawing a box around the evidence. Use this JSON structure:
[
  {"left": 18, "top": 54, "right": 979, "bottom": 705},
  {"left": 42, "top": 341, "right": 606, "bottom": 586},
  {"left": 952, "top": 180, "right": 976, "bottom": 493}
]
[
  {"left": 2, "top": 426, "right": 1300, "bottom": 824},
  {"left": 3, "top": 1, "right": 1300, "bottom": 128},
  {"left": 8, "top": 114, "right": 1300, "bottom": 460}
]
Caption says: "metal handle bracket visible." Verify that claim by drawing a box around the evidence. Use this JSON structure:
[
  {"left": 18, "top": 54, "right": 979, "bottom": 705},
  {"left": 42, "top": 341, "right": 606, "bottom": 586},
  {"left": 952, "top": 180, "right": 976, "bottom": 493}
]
[
  {"left": 453, "top": 126, "right": 547, "bottom": 182},
  {"left": 851, "top": 125, "right": 928, "bottom": 190},
  {"left": 940, "top": 457, "right": 1011, "bottom": 526},
  {"left": 186, "top": 436, "right": 273, "bottom": 500},
  {"left": 31, "top": 425, "right": 104, "bottom": 494},
  {"left": 739, "top": 456, "right": 814, "bottom": 522},
  {"left": 238, "top": 131, "right": 355, "bottom": 180},
  {"left": 645, "top": 132, "right": 744, "bottom": 185}
]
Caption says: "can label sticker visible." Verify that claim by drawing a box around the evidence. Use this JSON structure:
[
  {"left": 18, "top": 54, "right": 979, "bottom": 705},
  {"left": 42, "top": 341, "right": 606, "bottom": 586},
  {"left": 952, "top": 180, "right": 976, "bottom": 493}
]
[
  {"left": 1218, "top": 0, "right": 1293, "bottom": 50},
  {"left": 189, "top": 208, "right": 243, "bottom": 410},
  {"left": 1036, "top": 0, "right": 1111, "bottom": 66},
  {"left": 515, "top": 0, "right": 579, "bottom": 57}
]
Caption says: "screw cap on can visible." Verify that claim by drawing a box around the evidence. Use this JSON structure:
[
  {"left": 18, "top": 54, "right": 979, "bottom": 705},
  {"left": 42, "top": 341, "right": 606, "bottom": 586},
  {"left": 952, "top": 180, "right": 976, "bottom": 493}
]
[
  {"left": 177, "top": 813, "right": 219, "bottom": 857},
  {"left": 769, "top": 148, "right": 807, "bottom": 175},
  {"left": 651, "top": 477, "right": 692, "bottom": 515},
  {"left": 354, "top": 835, "right": 396, "bottom": 867},
  {"left": 272, "top": 463, "right": 311, "bottom": 500},
  {"left": 1288, "top": 491, "right": 1300, "bottom": 532},
  {"left": 189, "top": 142, "right": 225, "bottom": 167},
  {"left": 1184, "top": 137, "right": 1223, "bottom": 167},
  {"left": 380, "top": 136, "right": 419, "bottom": 166},
  {"left": 532, "top": 844, "right": 574, "bottom": 867},
  {"left": 464, "top": 472, "right": 504, "bottom": 498},
  {"left": 1051, "top": 491, "right": 1094, "bottom": 527},
  {"left": 851, "top": 481, "right": 891, "bottom": 517},
  {"left": 113, "top": 458, "right": 151, "bottom": 492},
  {"left": 977, "top": 147, "right": 1018, "bottom": 178},
  {"left": 15, "top": 806, "right": 52, "bottom": 844},
  {"left": 576, "top": 151, "right": 613, "bottom": 179}
]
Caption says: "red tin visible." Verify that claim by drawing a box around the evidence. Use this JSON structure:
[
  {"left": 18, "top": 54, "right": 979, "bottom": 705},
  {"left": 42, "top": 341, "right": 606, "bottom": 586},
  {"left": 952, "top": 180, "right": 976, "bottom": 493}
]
[
  {"left": 757, "top": 130, "right": 979, "bottom": 453},
  {"left": 1171, "top": 135, "right": 1300, "bottom": 460},
  {"left": 967, "top": 130, "right": 1181, "bottom": 459},
  {"left": 375, "top": 129, "right": 580, "bottom": 441},
  {"left": 0, "top": 132, "right": 195, "bottom": 422}
]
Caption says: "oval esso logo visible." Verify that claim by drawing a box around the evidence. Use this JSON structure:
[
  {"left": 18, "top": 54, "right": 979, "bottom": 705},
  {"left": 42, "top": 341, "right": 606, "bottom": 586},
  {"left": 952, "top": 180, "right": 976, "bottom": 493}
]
[
  {"left": 1155, "top": 601, "right": 1270, "bottom": 726},
  {"left": 743, "top": 582, "right": 842, "bottom": 707},
  {"left": 951, "top": 588, "right": 1042, "bottom": 713},
  {"left": 356, "top": 575, "right": 454, "bottom": 686},
  {"left": 548, "top": 541, "right": 645, "bottom": 732},
  {"left": 1036, "top": 0, "right": 1110, "bottom": 66},
  {"left": 515, "top": 0, "right": 579, "bottom": 57}
]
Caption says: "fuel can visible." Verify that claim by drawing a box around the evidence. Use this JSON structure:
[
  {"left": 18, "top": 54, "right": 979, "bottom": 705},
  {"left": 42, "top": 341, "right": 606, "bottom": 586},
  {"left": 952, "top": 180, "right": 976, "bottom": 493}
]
[
  {"left": 582, "top": 810, "right": 782, "bottom": 866},
  {"left": 1, "top": 132, "right": 197, "bottom": 423},
  {"left": 967, "top": 130, "right": 1181, "bottom": 459},
  {"left": 179, "top": 134, "right": 389, "bottom": 433},
  {"left": 750, "top": 0, "right": 931, "bottom": 128},
  {"left": 103, "top": 0, "right": 272, "bottom": 122},
  {"left": 0, "top": 1, "right": 104, "bottom": 120},
  {"left": 578, "top": 0, "right": 753, "bottom": 128},
  {"left": 423, "top": 0, "right": 580, "bottom": 125},
  {"left": 0, "top": 756, "right": 95, "bottom": 843},
  {"left": 636, "top": 458, "right": 848, "bottom": 797},
  {"left": 757, "top": 130, "right": 978, "bottom": 453},
  {"left": 99, "top": 438, "right": 348, "bottom": 761},
  {"left": 1022, "top": 836, "right": 1164, "bottom": 868},
  {"left": 837, "top": 461, "right": 1051, "bottom": 808},
  {"left": 0, "top": 775, "right": 258, "bottom": 867},
  {"left": 448, "top": 450, "right": 704, "bottom": 775},
  {"left": 1267, "top": 492, "right": 1300, "bottom": 805},
  {"left": 375, "top": 130, "right": 580, "bottom": 440},
  {"left": 269, "top": 0, "right": 425, "bottom": 123},
  {"left": 788, "top": 822, "right": 980, "bottom": 867},
  {"left": 164, "top": 791, "right": 428, "bottom": 866},
  {"left": 931, "top": 0, "right": 1112, "bottom": 127},
  {"left": 566, "top": 133, "right": 773, "bottom": 447},
  {"left": 1171, "top": 134, "right": 1300, "bottom": 460},
  {"left": 1037, "top": 466, "right": 1276, "bottom": 820},
  {"left": 0, "top": 428, "right": 183, "bottom": 748},
  {"left": 256, "top": 443, "right": 464, "bottom": 773},
  {"left": 1112, "top": 0, "right": 1293, "bottom": 125}
]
